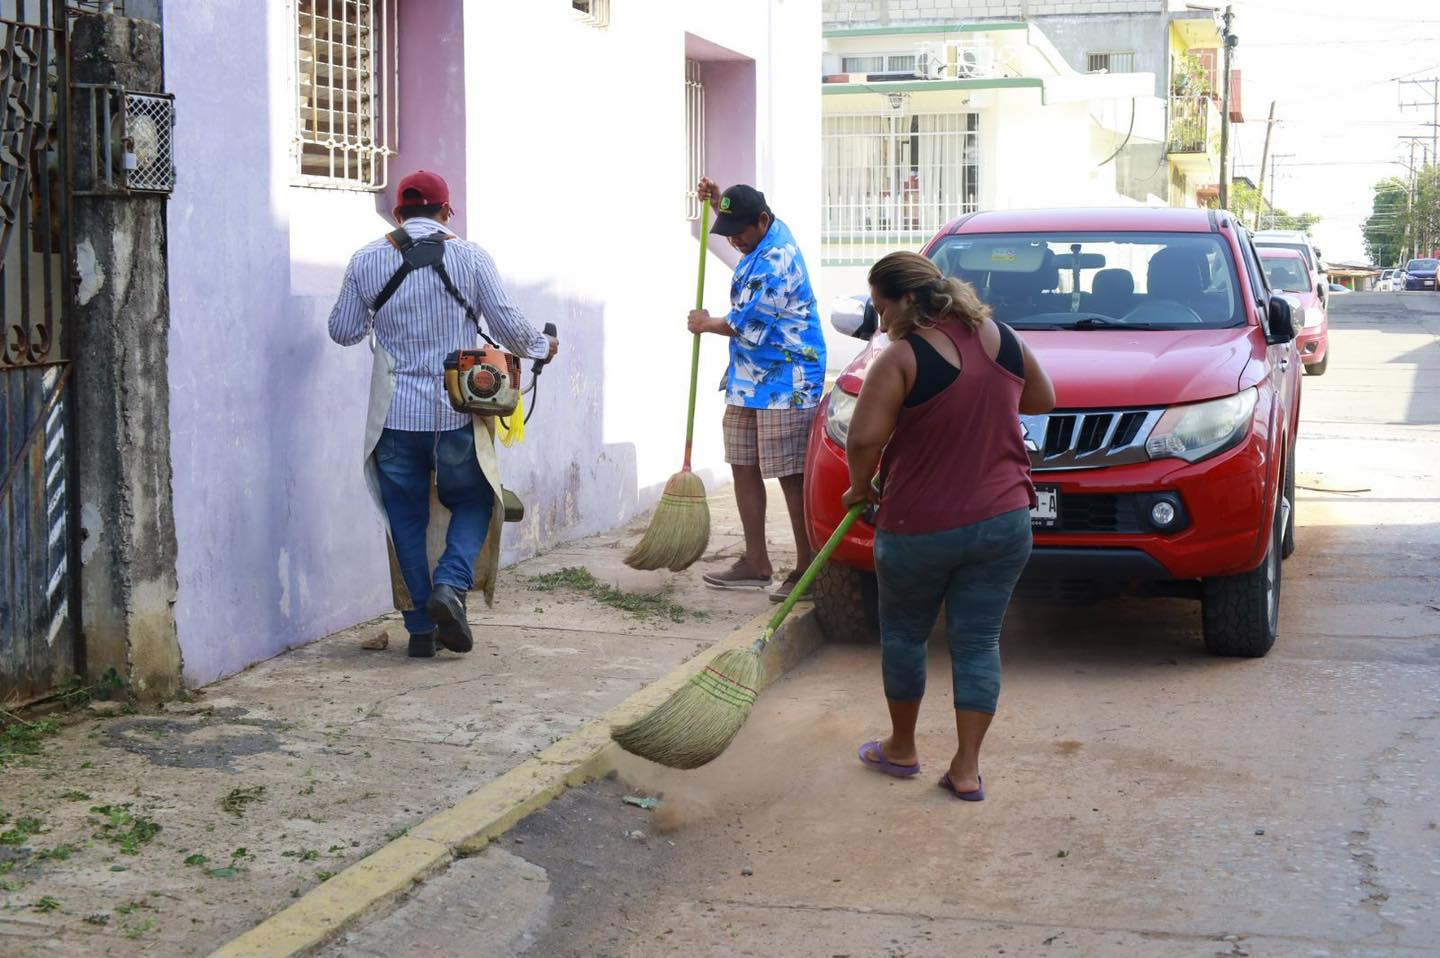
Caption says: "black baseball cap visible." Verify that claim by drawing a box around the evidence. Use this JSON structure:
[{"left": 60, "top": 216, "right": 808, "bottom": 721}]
[{"left": 711, "top": 185, "right": 770, "bottom": 237}]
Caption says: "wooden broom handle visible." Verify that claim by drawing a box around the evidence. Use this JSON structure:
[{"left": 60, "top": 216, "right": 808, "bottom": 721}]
[{"left": 682, "top": 203, "right": 710, "bottom": 471}]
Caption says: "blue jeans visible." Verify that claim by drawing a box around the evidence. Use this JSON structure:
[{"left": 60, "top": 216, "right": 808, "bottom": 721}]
[
  {"left": 374, "top": 426, "right": 494, "bottom": 636},
  {"left": 875, "top": 507, "right": 1032, "bottom": 714}
]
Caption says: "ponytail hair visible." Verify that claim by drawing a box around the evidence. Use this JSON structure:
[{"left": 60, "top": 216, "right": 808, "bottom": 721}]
[{"left": 867, "top": 251, "right": 990, "bottom": 341}]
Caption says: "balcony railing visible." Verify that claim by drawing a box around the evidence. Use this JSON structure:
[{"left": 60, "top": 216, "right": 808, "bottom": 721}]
[{"left": 1167, "top": 95, "right": 1219, "bottom": 155}]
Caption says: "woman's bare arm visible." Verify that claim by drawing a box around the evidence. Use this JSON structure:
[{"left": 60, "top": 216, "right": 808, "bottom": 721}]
[
  {"left": 844, "top": 346, "right": 910, "bottom": 505},
  {"left": 1017, "top": 336, "right": 1056, "bottom": 414}
]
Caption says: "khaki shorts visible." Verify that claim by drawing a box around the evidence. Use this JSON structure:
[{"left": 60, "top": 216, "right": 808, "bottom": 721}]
[{"left": 722, "top": 404, "right": 817, "bottom": 479}]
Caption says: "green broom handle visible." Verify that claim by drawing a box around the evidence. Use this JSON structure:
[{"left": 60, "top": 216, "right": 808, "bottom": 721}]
[
  {"left": 755, "top": 500, "right": 869, "bottom": 650},
  {"left": 682, "top": 203, "right": 710, "bottom": 471}
]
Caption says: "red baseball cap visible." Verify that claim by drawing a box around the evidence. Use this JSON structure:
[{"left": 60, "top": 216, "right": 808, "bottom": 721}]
[{"left": 396, "top": 170, "right": 450, "bottom": 207}]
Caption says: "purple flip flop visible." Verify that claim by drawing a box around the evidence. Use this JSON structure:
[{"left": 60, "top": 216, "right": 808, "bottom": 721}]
[
  {"left": 938, "top": 772, "right": 984, "bottom": 802},
  {"left": 858, "top": 740, "right": 921, "bottom": 778}
]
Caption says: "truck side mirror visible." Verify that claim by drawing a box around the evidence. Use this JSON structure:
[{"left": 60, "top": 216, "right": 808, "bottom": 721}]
[
  {"left": 830, "top": 295, "right": 878, "bottom": 341},
  {"left": 1266, "top": 296, "right": 1297, "bottom": 345}
]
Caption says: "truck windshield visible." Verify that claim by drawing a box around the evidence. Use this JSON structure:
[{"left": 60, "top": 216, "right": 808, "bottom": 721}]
[
  {"left": 927, "top": 232, "right": 1245, "bottom": 330},
  {"left": 1260, "top": 257, "right": 1311, "bottom": 293}
]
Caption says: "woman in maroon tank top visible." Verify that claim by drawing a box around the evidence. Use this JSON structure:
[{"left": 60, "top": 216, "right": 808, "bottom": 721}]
[{"left": 843, "top": 252, "right": 1055, "bottom": 801}]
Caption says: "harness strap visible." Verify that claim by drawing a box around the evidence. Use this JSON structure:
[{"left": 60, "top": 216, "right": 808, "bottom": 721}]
[
  {"left": 370, "top": 227, "right": 498, "bottom": 347},
  {"left": 372, "top": 228, "right": 421, "bottom": 315}
]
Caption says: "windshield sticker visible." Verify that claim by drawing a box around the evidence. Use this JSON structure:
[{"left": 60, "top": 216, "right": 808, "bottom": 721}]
[{"left": 991, "top": 248, "right": 1017, "bottom": 262}]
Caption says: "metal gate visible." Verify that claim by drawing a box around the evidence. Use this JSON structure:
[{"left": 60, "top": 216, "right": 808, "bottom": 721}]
[{"left": 1, "top": 0, "right": 79, "bottom": 707}]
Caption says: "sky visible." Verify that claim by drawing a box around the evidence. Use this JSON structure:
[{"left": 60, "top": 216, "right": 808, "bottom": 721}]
[{"left": 1223, "top": 0, "right": 1440, "bottom": 264}]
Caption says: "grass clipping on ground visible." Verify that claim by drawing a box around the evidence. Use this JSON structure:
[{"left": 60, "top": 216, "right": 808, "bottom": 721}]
[{"left": 528, "top": 567, "right": 706, "bottom": 624}]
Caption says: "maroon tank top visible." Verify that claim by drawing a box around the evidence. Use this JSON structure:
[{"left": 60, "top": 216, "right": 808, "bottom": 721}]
[{"left": 874, "top": 320, "right": 1036, "bottom": 535}]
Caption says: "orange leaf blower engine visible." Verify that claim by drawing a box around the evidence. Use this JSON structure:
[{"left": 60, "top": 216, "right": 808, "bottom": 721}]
[{"left": 443, "top": 345, "right": 523, "bottom": 418}]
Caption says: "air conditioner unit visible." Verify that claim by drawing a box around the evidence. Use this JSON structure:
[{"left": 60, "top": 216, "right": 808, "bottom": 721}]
[
  {"left": 950, "top": 43, "right": 994, "bottom": 79},
  {"left": 919, "top": 43, "right": 949, "bottom": 79},
  {"left": 918, "top": 42, "right": 994, "bottom": 80}
]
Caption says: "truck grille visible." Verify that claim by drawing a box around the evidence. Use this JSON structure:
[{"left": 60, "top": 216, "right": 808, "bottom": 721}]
[{"left": 1020, "top": 409, "right": 1163, "bottom": 471}]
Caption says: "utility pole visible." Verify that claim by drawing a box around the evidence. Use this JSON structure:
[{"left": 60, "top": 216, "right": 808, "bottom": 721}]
[
  {"left": 1401, "top": 137, "right": 1423, "bottom": 260},
  {"left": 1267, "top": 153, "right": 1294, "bottom": 230},
  {"left": 1399, "top": 77, "right": 1440, "bottom": 171},
  {"left": 1218, "top": 5, "right": 1236, "bottom": 210},
  {"left": 1253, "top": 100, "right": 1277, "bottom": 230}
]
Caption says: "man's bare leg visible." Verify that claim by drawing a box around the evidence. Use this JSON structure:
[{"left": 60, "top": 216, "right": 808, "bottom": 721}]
[{"left": 716, "top": 463, "right": 772, "bottom": 582}]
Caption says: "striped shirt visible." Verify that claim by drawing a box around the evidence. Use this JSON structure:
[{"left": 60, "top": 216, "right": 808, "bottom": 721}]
[{"left": 328, "top": 217, "right": 550, "bottom": 432}]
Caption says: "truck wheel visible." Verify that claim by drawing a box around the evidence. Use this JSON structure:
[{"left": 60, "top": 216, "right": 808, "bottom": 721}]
[
  {"left": 1200, "top": 489, "right": 1283, "bottom": 657},
  {"left": 1281, "top": 450, "right": 1296, "bottom": 560},
  {"left": 812, "top": 563, "right": 880, "bottom": 644},
  {"left": 1304, "top": 352, "right": 1328, "bottom": 376}
]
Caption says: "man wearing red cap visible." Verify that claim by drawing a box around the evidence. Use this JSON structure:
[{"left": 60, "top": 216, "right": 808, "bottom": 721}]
[{"left": 329, "top": 171, "right": 557, "bottom": 659}]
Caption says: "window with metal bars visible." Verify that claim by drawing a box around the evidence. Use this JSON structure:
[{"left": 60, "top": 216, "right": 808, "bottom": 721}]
[
  {"left": 821, "top": 112, "right": 980, "bottom": 266},
  {"left": 685, "top": 59, "right": 705, "bottom": 221},
  {"left": 840, "top": 53, "right": 918, "bottom": 75},
  {"left": 573, "top": 0, "right": 610, "bottom": 28},
  {"left": 293, "top": 0, "right": 395, "bottom": 190},
  {"left": 1086, "top": 51, "right": 1136, "bottom": 74}
]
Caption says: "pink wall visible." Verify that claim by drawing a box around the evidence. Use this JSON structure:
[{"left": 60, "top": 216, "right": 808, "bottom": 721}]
[
  {"left": 687, "top": 34, "right": 756, "bottom": 269},
  {"left": 700, "top": 60, "right": 756, "bottom": 202},
  {"left": 391, "top": 0, "right": 467, "bottom": 233}
]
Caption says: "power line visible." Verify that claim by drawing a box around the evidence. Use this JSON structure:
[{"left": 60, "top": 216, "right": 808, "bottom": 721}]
[{"left": 1245, "top": 37, "right": 1440, "bottom": 47}]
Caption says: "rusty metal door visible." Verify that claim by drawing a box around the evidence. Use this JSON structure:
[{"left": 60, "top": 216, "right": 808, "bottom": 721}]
[{"left": 1, "top": 0, "right": 79, "bottom": 707}]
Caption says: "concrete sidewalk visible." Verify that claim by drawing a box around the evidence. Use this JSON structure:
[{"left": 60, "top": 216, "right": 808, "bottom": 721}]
[{"left": 0, "top": 482, "right": 802, "bottom": 957}]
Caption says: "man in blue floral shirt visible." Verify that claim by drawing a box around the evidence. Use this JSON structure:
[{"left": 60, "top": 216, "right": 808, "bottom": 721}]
[{"left": 688, "top": 178, "right": 826, "bottom": 599}]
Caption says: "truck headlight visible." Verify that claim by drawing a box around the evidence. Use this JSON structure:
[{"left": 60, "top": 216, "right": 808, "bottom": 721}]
[
  {"left": 825, "top": 389, "right": 858, "bottom": 446},
  {"left": 1303, "top": 305, "right": 1325, "bottom": 328},
  {"left": 1145, "top": 388, "right": 1258, "bottom": 464}
]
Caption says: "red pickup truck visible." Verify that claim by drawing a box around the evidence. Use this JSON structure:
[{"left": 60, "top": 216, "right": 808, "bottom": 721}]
[{"left": 805, "top": 208, "right": 1303, "bottom": 657}]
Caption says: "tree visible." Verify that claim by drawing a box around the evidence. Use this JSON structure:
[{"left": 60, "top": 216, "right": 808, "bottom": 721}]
[
  {"left": 1363, "top": 176, "right": 1409, "bottom": 267},
  {"left": 1365, "top": 168, "right": 1440, "bottom": 265}
]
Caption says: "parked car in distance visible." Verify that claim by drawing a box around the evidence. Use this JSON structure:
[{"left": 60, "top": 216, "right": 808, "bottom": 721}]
[
  {"left": 810, "top": 208, "right": 1303, "bottom": 658},
  {"left": 1260, "top": 247, "right": 1329, "bottom": 376},
  {"left": 1375, "top": 269, "right": 1394, "bottom": 291},
  {"left": 1403, "top": 258, "right": 1439, "bottom": 290},
  {"left": 1254, "top": 229, "right": 1327, "bottom": 302},
  {"left": 1327, "top": 283, "right": 1350, "bottom": 294}
]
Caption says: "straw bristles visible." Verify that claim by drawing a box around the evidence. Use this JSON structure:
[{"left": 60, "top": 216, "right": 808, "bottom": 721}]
[
  {"left": 623, "top": 470, "right": 710, "bottom": 572},
  {"left": 611, "top": 647, "right": 765, "bottom": 769}
]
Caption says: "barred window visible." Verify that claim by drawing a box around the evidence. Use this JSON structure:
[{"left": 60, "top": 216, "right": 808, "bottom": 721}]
[
  {"left": 841, "top": 54, "right": 918, "bottom": 75},
  {"left": 1087, "top": 51, "right": 1136, "bottom": 74},
  {"left": 841, "top": 55, "right": 885, "bottom": 73},
  {"left": 822, "top": 112, "right": 980, "bottom": 266},
  {"left": 573, "top": 0, "right": 610, "bottom": 28},
  {"left": 685, "top": 59, "right": 705, "bottom": 221},
  {"left": 294, "top": 0, "right": 396, "bottom": 190}
]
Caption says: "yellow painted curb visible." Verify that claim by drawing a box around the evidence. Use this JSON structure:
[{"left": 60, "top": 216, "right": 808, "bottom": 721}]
[
  {"left": 208, "top": 836, "right": 451, "bottom": 958},
  {"left": 206, "top": 604, "right": 819, "bottom": 957}
]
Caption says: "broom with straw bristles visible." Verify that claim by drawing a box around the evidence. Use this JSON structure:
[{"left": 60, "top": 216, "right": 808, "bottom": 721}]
[
  {"left": 613, "top": 501, "right": 868, "bottom": 769},
  {"left": 624, "top": 204, "right": 714, "bottom": 572}
]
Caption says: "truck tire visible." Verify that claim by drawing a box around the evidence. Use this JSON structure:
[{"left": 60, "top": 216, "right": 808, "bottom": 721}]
[
  {"left": 1304, "top": 351, "right": 1328, "bottom": 376},
  {"left": 1281, "top": 449, "right": 1296, "bottom": 560},
  {"left": 812, "top": 563, "right": 880, "bottom": 645},
  {"left": 1200, "top": 487, "right": 1283, "bottom": 657}
]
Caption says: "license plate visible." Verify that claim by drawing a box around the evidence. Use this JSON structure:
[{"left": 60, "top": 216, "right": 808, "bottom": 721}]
[{"left": 1031, "top": 485, "right": 1059, "bottom": 528}]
